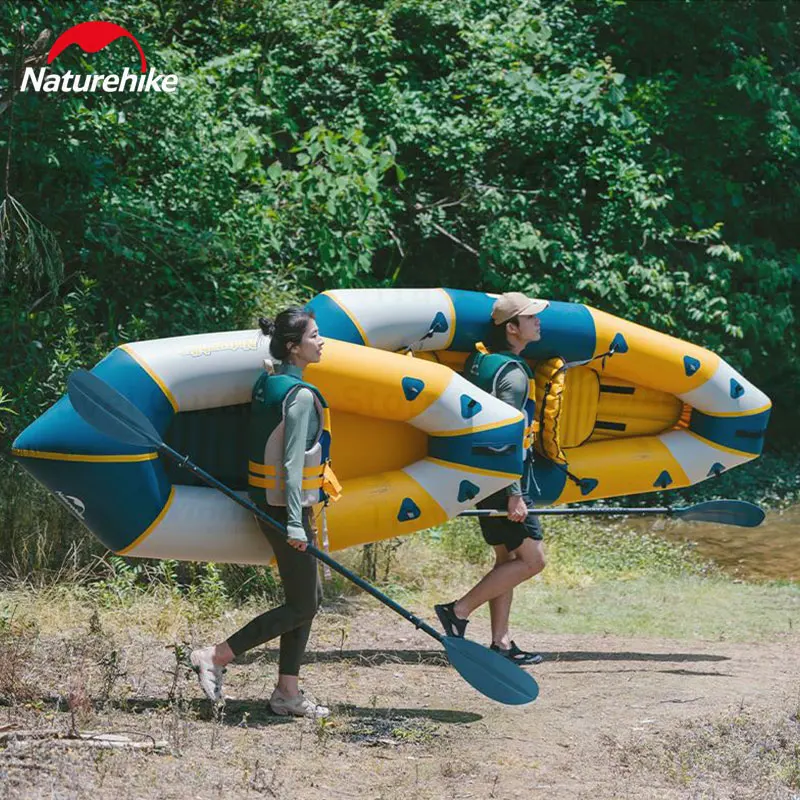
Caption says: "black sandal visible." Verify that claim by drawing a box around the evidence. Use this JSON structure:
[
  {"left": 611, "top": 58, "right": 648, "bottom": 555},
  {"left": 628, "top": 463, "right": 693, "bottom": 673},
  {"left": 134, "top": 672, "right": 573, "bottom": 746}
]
[
  {"left": 490, "top": 641, "right": 543, "bottom": 665},
  {"left": 434, "top": 602, "right": 469, "bottom": 638}
]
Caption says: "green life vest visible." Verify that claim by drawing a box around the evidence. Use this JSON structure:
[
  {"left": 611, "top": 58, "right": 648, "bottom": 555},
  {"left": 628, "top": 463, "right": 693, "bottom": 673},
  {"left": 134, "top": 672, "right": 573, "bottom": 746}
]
[
  {"left": 464, "top": 347, "right": 538, "bottom": 452},
  {"left": 247, "top": 372, "right": 334, "bottom": 510}
]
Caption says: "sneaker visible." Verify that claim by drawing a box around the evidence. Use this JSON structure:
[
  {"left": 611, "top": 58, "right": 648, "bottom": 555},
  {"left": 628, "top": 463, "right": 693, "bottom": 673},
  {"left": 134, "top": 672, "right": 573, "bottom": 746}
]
[
  {"left": 269, "top": 687, "right": 330, "bottom": 719},
  {"left": 189, "top": 647, "right": 225, "bottom": 703},
  {"left": 434, "top": 601, "right": 469, "bottom": 639},
  {"left": 490, "top": 640, "right": 543, "bottom": 666}
]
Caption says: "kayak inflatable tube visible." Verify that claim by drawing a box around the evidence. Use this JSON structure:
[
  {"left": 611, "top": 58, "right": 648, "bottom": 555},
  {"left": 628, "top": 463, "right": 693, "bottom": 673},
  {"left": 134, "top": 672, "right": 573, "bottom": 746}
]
[
  {"left": 11, "top": 332, "right": 523, "bottom": 563},
  {"left": 308, "top": 288, "right": 771, "bottom": 506},
  {"left": 12, "top": 288, "right": 770, "bottom": 564}
]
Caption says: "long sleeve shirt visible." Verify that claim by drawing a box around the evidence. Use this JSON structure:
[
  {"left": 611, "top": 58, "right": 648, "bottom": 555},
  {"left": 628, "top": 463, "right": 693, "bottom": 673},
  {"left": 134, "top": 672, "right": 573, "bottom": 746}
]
[
  {"left": 493, "top": 362, "right": 530, "bottom": 497},
  {"left": 280, "top": 363, "right": 321, "bottom": 542}
]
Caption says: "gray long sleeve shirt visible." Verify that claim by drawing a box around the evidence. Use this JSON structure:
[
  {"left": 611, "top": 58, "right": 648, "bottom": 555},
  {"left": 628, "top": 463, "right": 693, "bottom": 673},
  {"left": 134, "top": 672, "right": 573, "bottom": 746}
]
[
  {"left": 493, "top": 362, "right": 530, "bottom": 497},
  {"left": 280, "top": 363, "right": 321, "bottom": 542}
]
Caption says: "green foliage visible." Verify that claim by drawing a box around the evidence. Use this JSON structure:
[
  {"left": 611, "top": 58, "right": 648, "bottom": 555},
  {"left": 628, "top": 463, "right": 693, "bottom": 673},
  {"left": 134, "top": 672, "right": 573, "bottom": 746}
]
[
  {"left": 91, "top": 555, "right": 182, "bottom": 607},
  {"left": 0, "top": 0, "right": 797, "bottom": 582},
  {"left": 0, "top": 387, "right": 16, "bottom": 433},
  {"left": 432, "top": 516, "right": 493, "bottom": 566},
  {"left": 187, "top": 562, "right": 228, "bottom": 617},
  {"left": 544, "top": 516, "right": 710, "bottom": 583},
  {"left": 430, "top": 512, "right": 709, "bottom": 584}
]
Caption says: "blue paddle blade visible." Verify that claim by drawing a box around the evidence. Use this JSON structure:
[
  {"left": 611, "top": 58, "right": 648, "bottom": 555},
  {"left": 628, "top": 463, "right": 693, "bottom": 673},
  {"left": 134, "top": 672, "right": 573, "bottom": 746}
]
[
  {"left": 443, "top": 637, "right": 539, "bottom": 705},
  {"left": 676, "top": 500, "right": 765, "bottom": 528},
  {"left": 67, "top": 369, "right": 163, "bottom": 449}
]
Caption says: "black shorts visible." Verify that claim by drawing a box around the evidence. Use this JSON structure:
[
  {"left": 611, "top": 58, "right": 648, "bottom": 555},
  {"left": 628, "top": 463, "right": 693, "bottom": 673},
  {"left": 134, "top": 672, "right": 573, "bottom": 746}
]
[{"left": 476, "top": 490, "right": 543, "bottom": 552}]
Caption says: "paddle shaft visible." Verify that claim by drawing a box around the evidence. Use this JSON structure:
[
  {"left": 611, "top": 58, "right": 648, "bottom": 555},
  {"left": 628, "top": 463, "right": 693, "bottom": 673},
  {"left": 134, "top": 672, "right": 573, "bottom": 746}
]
[
  {"left": 158, "top": 443, "right": 445, "bottom": 644},
  {"left": 462, "top": 507, "right": 691, "bottom": 518},
  {"left": 66, "top": 369, "right": 541, "bottom": 705}
]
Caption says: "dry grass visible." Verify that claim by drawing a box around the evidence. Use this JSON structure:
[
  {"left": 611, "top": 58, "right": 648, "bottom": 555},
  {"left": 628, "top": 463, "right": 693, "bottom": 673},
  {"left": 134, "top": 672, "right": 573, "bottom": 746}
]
[
  {"left": 608, "top": 700, "right": 800, "bottom": 799},
  {"left": 1, "top": 520, "right": 799, "bottom": 798},
  {"left": 1, "top": 583, "right": 800, "bottom": 799}
]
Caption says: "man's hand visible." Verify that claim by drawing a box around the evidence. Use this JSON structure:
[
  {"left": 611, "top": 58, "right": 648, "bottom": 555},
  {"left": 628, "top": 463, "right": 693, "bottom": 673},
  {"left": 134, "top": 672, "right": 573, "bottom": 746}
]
[{"left": 507, "top": 494, "right": 528, "bottom": 523}]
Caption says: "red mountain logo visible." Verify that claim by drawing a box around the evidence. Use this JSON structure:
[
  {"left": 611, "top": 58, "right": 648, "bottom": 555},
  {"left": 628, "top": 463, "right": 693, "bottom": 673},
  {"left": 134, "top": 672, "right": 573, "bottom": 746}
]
[
  {"left": 48, "top": 21, "right": 147, "bottom": 73},
  {"left": 22, "top": 21, "right": 178, "bottom": 94}
]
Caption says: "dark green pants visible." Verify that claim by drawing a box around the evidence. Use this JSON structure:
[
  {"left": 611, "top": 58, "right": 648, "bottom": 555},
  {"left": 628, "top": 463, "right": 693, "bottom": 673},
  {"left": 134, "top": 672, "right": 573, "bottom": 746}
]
[{"left": 226, "top": 506, "right": 322, "bottom": 676}]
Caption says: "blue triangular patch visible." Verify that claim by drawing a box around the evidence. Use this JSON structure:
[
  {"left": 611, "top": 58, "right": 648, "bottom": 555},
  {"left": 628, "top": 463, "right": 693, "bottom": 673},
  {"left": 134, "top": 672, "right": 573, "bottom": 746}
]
[
  {"left": 397, "top": 497, "right": 421, "bottom": 522},
  {"left": 707, "top": 462, "right": 725, "bottom": 477},
  {"left": 683, "top": 356, "right": 701, "bottom": 377},
  {"left": 457, "top": 480, "right": 480, "bottom": 503},
  {"left": 610, "top": 333, "right": 629, "bottom": 354},
  {"left": 653, "top": 470, "right": 673, "bottom": 488},
  {"left": 430, "top": 311, "right": 449, "bottom": 334},
  {"left": 579, "top": 478, "right": 598, "bottom": 496},
  {"left": 730, "top": 379, "right": 745, "bottom": 399},
  {"left": 460, "top": 395, "right": 482, "bottom": 419},
  {"left": 401, "top": 376, "right": 425, "bottom": 401}
]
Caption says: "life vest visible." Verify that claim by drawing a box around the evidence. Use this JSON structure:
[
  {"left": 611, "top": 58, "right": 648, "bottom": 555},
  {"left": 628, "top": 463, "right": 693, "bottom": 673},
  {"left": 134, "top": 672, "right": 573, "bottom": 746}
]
[
  {"left": 464, "top": 345, "right": 539, "bottom": 453},
  {"left": 247, "top": 372, "right": 340, "bottom": 509}
]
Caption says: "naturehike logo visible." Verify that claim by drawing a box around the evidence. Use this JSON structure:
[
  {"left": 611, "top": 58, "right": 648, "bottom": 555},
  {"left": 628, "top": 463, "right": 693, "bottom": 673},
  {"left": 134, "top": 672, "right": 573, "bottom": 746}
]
[
  {"left": 56, "top": 491, "right": 86, "bottom": 520},
  {"left": 21, "top": 21, "right": 178, "bottom": 94}
]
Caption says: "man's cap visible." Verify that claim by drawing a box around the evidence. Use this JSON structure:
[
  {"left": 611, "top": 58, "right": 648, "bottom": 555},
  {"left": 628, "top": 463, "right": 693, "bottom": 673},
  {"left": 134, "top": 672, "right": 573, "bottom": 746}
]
[{"left": 491, "top": 292, "right": 549, "bottom": 325}]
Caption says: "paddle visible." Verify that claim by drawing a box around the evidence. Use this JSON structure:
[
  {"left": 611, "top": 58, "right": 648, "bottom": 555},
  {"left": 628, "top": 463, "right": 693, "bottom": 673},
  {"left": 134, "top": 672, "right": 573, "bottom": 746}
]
[
  {"left": 66, "top": 369, "right": 539, "bottom": 706},
  {"left": 460, "top": 500, "right": 765, "bottom": 528}
]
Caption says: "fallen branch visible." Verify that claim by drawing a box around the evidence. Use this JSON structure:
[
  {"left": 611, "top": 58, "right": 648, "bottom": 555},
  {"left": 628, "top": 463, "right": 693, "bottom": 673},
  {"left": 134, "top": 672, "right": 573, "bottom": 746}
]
[{"left": 1, "top": 729, "right": 169, "bottom": 753}]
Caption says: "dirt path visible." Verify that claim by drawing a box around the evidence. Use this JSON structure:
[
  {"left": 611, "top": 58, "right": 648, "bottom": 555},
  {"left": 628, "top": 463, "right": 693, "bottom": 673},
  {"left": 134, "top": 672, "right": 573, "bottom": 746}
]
[{"left": 2, "top": 605, "right": 799, "bottom": 799}]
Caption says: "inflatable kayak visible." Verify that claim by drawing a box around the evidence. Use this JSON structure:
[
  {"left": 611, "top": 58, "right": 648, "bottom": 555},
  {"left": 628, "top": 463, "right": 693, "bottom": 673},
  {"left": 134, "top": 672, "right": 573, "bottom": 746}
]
[{"left": 12, "top": 288, "right": 770, "bottom": 564}]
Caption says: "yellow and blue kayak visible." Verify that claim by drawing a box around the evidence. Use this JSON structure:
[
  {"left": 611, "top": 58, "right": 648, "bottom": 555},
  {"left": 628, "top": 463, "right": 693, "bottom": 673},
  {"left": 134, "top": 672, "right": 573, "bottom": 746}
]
[{"left": 12, "top": 288, "right": 770, "bottom": 564}]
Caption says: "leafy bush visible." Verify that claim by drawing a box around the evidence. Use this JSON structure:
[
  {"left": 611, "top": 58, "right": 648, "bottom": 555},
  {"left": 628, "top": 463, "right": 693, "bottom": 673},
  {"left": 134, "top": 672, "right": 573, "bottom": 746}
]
[{"left": 1, "top": 0, "right": 797, "bottom": 581}]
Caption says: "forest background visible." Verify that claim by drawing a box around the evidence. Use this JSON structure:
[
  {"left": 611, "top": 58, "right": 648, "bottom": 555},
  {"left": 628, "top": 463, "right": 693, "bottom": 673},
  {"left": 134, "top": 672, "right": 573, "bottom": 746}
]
[{"left": 1, "top": 0, "right": 798, "bottom": 580}]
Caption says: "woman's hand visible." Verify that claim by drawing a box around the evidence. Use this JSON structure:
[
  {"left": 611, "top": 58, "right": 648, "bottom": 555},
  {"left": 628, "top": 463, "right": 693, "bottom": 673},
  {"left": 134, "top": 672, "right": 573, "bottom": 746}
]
[
  {"left": 287, "top": 524, "right": 309, "bottom": 551},
  {"left": 507, "top": 494, "right": 528, "bottom": 523}
]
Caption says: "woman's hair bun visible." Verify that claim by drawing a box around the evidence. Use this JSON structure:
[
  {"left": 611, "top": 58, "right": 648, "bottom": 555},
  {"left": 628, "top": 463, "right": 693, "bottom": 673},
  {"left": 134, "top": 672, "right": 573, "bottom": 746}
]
[{"left": 258, "top": 316, "right": 275, "bottom": 336}]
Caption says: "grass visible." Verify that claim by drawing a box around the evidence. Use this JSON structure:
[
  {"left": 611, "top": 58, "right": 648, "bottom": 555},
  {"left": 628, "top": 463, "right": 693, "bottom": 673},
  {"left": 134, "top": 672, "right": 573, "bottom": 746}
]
[
  {"left": 509, "top": 576, "right": 800, "bottom": 640},
  {"left": 1, "top": 516, "right": 799, "bottom": 799},
  {"left": 613, "top": 702, "right": 800, "bottom": 799},
  {"left": 349, "top": 515, "right": 800, "bottom": 642},
  {"left": 2, "top": 513, "right": 799, "bottom": 647}
]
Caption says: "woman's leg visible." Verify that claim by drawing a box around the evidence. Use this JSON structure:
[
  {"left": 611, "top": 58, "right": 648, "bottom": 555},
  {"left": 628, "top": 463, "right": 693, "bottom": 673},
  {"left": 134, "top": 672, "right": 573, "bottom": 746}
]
[
  {"left": 191, "top": 507, "right": 322, "bottom": 705},
  {"left": 225, "top": 510, "right": 320, "bottom": 669}
]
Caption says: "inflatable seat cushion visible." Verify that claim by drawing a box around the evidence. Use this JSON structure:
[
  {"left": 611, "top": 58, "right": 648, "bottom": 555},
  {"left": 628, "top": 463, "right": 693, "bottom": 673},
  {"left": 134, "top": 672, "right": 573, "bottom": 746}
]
[
  {"left": 589, "top": 377, "right": 684, "bottom": 441},
  {"left": 533, "top": 359, "right": 600, "bottom": 463}
]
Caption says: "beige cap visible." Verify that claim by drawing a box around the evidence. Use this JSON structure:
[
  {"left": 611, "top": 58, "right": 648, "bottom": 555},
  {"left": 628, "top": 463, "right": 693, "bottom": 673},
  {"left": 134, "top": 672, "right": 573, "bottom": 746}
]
[{"left": 491, "top": 292, "right": 549, "bottom": 325}]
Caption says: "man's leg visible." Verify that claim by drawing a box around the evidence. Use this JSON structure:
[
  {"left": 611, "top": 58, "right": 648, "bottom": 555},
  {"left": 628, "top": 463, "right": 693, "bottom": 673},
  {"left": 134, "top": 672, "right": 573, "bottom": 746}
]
[
  {"left": 454, "top": 538, "right": 545, "bottom": 619},
  {"left": 488, "top": 545, "right": 514, "bottom": 649}
]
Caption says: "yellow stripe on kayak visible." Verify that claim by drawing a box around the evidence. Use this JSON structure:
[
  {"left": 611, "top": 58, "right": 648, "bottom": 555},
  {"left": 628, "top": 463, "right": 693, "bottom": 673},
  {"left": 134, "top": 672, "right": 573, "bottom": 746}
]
[
  {"left": 428, "top": 414, "right": 524, "bottom": 439},
  {"left": 438, "top": 288, "right": 457, "bottom": 351},
  {"left": 119, "top": 344, "right": 179, "bottom": 412},
  {"left": 11, "top": 448, "right": 158, "bottom": 463},
  {"left": 424, "top": 456, "right": 521, "bottom": 481},
  {"left": 694, "top": 403, "right": 772, "bottom": 419},
  {"left": 117, "top": 486, "right": 176, "bottom": 555},
  {"left": 683, "top": 429, "right": 755, "bottom": 458},
  {"left": 323, "top": 291, "right": 372, "bottom": 347}
]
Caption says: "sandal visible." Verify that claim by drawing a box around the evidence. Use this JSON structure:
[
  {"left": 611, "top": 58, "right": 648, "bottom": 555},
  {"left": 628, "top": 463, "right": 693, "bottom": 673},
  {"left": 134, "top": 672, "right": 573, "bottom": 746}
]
[
  {"left": 490, "top": 640, "right": 543, "bottom": 666},
  {"left": 434, "top": 602, "right": 469, "bottom": 638}
]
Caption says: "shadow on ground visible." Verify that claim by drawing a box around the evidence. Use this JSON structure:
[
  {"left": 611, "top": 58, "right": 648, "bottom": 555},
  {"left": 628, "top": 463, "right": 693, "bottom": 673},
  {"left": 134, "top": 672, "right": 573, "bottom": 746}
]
[
  {"left": 238, "top": 648, "right": 730, "bottom": 666},
  {"left": 31, "top": 695, "right": 480, "bottom": 727}
]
